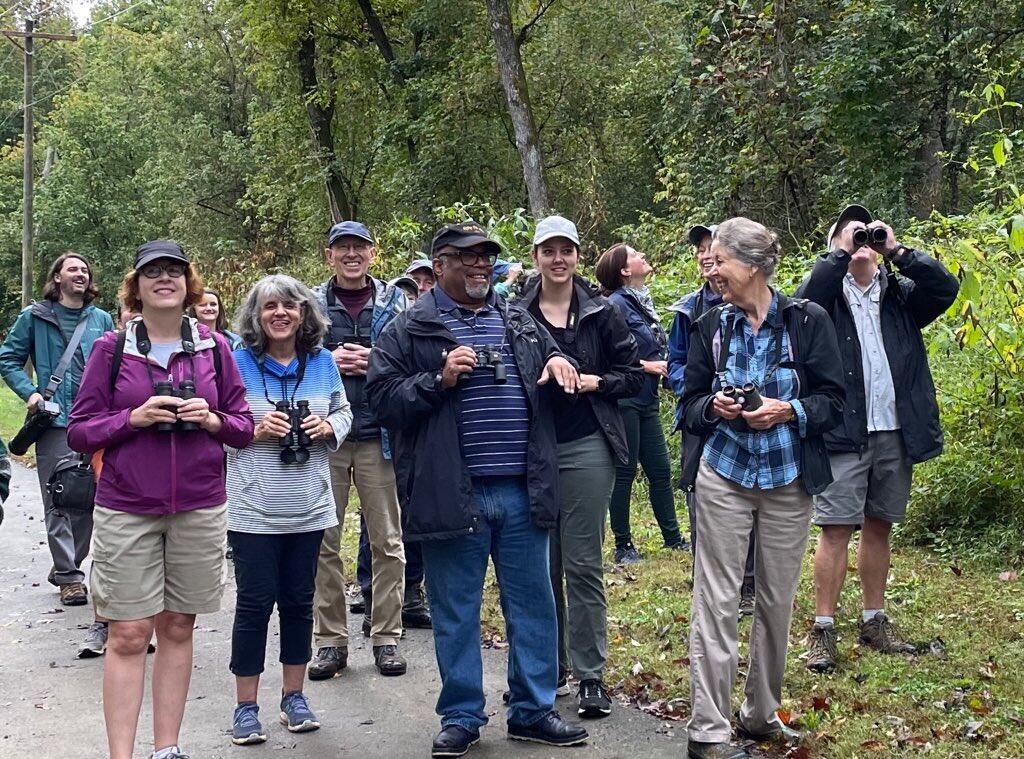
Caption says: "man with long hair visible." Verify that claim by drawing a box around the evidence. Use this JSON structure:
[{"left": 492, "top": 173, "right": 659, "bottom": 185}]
[{"left": 0, "top": 252, "right": 114, "bottom": 609}]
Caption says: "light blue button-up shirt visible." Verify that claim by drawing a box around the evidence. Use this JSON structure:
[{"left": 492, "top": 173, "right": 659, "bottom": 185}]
[{"left": 843, "top": 271, "right": 899, "bottom": 432}]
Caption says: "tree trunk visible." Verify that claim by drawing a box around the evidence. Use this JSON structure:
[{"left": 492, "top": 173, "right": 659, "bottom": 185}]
[
  {"left": 485, "top": 0, "right": 551, "bottom": 217},
  {"left": 297, "top": 29, "right": 352, "bottom": 221}
]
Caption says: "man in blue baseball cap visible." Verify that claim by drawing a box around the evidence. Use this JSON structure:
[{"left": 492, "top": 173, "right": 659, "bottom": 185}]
[{"left": 308, "top": 220, "right": 410, "bottom": 681}]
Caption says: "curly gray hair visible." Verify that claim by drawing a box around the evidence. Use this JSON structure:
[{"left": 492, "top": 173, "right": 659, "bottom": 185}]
[
  {"left": 234, "top": 274, "right": 328, "bottom": 356},
  {"left": 714, "top": 217, "right": 783, "bottom": 280}
]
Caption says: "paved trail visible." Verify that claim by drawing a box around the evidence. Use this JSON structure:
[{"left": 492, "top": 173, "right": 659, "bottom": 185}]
[{"left": 0, "top": 462, "right": 685, "bottom": 758}]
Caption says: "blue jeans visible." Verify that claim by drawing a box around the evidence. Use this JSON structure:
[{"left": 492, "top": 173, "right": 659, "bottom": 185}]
[{"left": 421, "top": 476, "right": 557, "bottom": 732}]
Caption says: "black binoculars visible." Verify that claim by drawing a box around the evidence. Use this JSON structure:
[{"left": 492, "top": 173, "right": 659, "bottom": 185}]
[
  {"left": 276, "top": 399, "right": 312, "bottom": 464},
  {"left": 722, "top": 382, "right": 763, "bottom": 412},
  {"left": 852, "top": 226, "right": 887, "bottom": 247},
  {"left": 442, "top": 345, "right": 506, "bottom": 385},
  {"left": 153, "top": 379, "right": 199, "bottom": 433}
]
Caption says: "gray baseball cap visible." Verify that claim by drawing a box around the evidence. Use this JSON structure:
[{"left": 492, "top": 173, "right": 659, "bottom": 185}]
[
  {"left": 826, "top": 204, "right": 872, "bottom": 246},
  {"left": 687, "top": 224, "right": 718, "bottom": 247},
  {"left": 405, "top": 258, "right": 434, "bottom": 275},
  {"left": 533, "top": 215, "right": 580, "bottom": 247}
]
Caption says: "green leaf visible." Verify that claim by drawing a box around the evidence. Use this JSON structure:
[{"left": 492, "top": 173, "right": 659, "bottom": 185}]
[{"left": 993, "top": 138, "right": 1007, "bottom": 167}]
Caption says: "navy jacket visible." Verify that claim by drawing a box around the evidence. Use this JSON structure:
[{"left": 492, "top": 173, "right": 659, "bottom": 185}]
[
  {"left": 607, "top": 289, "right": 667, "bottom": 406},
  {"left": 795, "top": 248, "right": 958, "bottom": 463},
  {"left": 366, "top": 289, "right": 564, "bottom": 541}
]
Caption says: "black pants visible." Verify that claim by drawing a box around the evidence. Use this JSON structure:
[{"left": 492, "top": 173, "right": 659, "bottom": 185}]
[
  {"left": 229, "top": 529, "right": 324, "bottom": 677},
  {"left": 356, "top": 513, "right": 424, "bottom": 599}
]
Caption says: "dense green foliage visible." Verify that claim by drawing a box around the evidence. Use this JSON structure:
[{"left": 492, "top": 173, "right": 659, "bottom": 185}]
[{"left": 0, "top": 0, "right": 1021, "bottom": 552}]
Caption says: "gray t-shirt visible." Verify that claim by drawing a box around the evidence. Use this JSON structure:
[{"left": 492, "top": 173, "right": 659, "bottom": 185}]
[{"left": 148, "top": 340, "right": 181, "bottom": 369}]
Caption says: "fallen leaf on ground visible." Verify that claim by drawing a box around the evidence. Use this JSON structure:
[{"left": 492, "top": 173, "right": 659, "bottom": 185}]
[
  {"left": 631, "top": 661, "right": 644, "bottom": 675},
  {"left": 949, "top": 564, "right": 963, "bottom": 576},
  {"left": 964, "top": 720, "right": 985, "bottom": 741},
  {"left": 998, "top": 570, "right": 1019, "bottom": 582},
  {"left": 860, "top": 740, "right": 886, "bottom": 751}
]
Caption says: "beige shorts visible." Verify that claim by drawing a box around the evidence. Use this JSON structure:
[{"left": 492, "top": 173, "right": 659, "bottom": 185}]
[{"left": 90, "top": 504, "right": 227, "bottom": 620}]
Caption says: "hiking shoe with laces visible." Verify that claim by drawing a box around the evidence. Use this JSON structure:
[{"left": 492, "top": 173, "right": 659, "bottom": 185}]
[
  {"left": 687, "top": 740, "right": 748, "bottom": 759},
  {"left": 373, "top": 644, "right": 408, "bottom": 676},
  {"left": 613, "top": 544, "right": 642, "bottom": 565},
  {"left": 859, "top": 612, "right": 917, "bottom": 654},
  {"left": 279, "top": 691, "right": 321, "bottom": 733},
  {"left": 78, "top": 621, "right": 109, "bottom": 659},
  {"left": 307, "top": 646, "right": 348, "bottom": 680},
  {"left": 507, "top": 710, "right": 588, "bottom": 746},
  {"left": 59, "top": 582, "right": 88, "bottom": 606},
  {"left": 231, "top": 702, "right": 267, "bottom": 745},
  {"left": 663, "top": 538, "right": 692, "bottom": 553},
  {"left": 805, "top": 623, "right": 838, "bottom": 673},
  {"left": 577, "top": 679, "right": 612, "bottom": 719},
  {"left": 738, "top": 579, "right": 755, "bottom": 618}
]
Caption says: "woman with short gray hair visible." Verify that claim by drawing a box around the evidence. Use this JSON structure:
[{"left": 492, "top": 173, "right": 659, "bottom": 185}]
[
  {"left": 224, "top": 274, "right": 352, "bottom": 746},
  {"left": 678, "top": 217, "right": 845, "bottom": 759}
]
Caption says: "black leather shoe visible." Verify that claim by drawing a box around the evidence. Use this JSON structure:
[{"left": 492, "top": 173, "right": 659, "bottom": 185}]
[
  {"left": 373, "top": 644, "right": 408, "bottom": 676},
  {"left": 507, "top": 710, "right": 587, "bottom": 747},
  {"left": 349, "top": 594, "right": 366, "bottom": 615},
  {"left": 402, "top": 605, "right": 433, "bottom": 629},
  {"left": 307, "top": 646, "right": 348, "bottom": 680},
  {"left": 432, "top": 725, "right": 479, "bottom": 757}
]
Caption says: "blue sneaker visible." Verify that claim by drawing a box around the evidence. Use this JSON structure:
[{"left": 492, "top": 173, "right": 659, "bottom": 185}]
[
  {"left": 231, "top": 702, "right": 267, "bottom": 745},
  {"left": 279, "top": 691, "right": 321, "bottom": 733}
]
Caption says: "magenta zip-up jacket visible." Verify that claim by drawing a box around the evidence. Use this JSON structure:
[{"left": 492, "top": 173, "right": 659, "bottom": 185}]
[{"left": 68, "top": 320, "right": 254, "bottom": 515}]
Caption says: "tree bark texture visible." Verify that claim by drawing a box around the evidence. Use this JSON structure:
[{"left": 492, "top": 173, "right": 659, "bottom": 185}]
[
  {"left": 297, "top": 29, "right": 352, "bottom": 221},
  {"left": 485, "top": 0, "right": 551, "bottom": 217}
]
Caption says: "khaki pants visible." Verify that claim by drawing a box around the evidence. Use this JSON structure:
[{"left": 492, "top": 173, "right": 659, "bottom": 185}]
[
  {"left": 313, "top": 440, "right": 405, "bottom": 647},
  {"left": 688, "top": 459, "right": 811, "bottom": 743}
]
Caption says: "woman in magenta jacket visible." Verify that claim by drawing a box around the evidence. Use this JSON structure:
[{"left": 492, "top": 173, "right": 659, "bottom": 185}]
[{"left": 69, "top": 240, "right": 253, "bottom": 759}]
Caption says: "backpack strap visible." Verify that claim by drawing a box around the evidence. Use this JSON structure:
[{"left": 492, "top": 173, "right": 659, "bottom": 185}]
[{"left": 108, "top": 329, "right": 128, "bottom": 394}]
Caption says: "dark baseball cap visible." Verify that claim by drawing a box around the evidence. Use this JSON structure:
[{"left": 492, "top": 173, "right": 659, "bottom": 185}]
[
  {"left": 327, "top": 220, "right": 374, "bottom": 247},
  {"left": 687, "top": 224, "right": 718, "bottom": 246},
  {"left": 134, "top": 240, "right": 189, "bottom": 270},
  {"left": 827, "top": 204, "right": 873, "bottom": 245},
  {"left": 430, "top": 220, "right": 502, "bottom": 256}
]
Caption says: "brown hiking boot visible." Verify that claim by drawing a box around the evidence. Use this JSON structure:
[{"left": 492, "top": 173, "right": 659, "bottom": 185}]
[
  {"left": 805, "top": 623, "right": 838, "bottom": 673},
  {"left": 59, "top": 582, "right": 88, "bottom": 606},
  {"left": 859, "top": 612, "right": 916, "bottom": 654}
]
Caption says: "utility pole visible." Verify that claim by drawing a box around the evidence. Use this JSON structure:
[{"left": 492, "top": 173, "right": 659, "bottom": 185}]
[
  {"left": 2, "top": 20, "right": 77, "bottom": 306},
  {"left": 22, "top": 16, "right": 33, "bottom": 308}
]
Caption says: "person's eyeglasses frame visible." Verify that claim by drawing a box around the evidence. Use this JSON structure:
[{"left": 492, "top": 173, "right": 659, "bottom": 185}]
[
  {"left": 140, "top": 263, "right": 188, "bottom": 279},
  {"left": 438, "top": 250, "right": 499, "bottom": 267}
]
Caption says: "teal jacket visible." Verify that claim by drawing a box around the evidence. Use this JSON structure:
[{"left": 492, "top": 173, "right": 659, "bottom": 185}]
[{"left": 0, "top": 300, "right": 114, "bottom": 428}]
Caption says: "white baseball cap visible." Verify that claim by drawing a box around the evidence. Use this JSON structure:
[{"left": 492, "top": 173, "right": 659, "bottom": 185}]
[{"left": 533, "top": 215, "right": 580, "bottom": 247}]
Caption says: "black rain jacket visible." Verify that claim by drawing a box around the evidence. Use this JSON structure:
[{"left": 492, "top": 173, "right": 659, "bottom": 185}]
[
  {"left": 366, "top": 288, "right": 564, "bottom": 541},
  {"left": 680, "top": 292, "right": 846, "bottom": 495},
  {"left": 794, "top": 248, "right": 959, "bottom": 463}
]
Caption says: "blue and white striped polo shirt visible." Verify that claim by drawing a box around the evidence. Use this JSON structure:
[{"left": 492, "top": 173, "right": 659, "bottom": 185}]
[{"left": 434, "top": 286, "right": 530, "bottom": 477}]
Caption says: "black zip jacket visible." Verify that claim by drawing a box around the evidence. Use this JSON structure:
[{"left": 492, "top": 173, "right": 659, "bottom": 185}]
[
  {"left": 515, "top": 275, "right": 644, "bottom": 464},
  {"left": 794, "top": 248, "right": 959, "bottom": 463},
  {"left": 680, "top": 292, "right": 846, "bottom": 495},
  {"left": 366, "top": 288, "right": 565, "bottom": 541}
]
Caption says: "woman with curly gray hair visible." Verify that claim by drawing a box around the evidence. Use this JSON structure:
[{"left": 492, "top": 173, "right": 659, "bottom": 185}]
[{"left": 224, "top": 274, "right": 352, "bottom": 746}]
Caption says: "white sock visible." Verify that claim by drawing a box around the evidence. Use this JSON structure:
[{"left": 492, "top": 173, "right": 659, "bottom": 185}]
[
  {"left": 153, "top": 747, "right": 180, "bottom": 759},
  {"left": 814, "top": 615, "right": 834, "bottom": 628},
  {"left": 863, "top": 608, "right": 883, "bottom": 622}
]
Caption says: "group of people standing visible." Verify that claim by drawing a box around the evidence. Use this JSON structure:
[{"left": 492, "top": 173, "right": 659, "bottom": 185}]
[{"left": 0, "top": 201, "right": 958, "bottom": 759}]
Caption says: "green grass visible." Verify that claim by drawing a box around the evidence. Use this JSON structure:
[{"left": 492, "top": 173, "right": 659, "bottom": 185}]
[
  {"left": 481, "top": 485, "right": 1024, "bottom": 758},
  {"left": 0, "top": 384, "right": 29, "bottom": 458}
]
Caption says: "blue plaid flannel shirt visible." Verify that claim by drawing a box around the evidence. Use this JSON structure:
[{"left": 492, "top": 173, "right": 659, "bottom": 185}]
[{"left": 703, "top": 292, "right": 808, "bottom": 489}]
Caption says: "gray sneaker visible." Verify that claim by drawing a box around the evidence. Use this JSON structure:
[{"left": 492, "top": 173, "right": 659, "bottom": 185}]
[
  {"left": 805, "top": 623, "right": 838, "bottom": 673},
  {"left": 150, "top": 748, "right": 190, "bottom": 759},
  {"left": 78, "top": 621, "right": 108, "bottom": 659},
  {"left": 614, "top": 544, "right": 642, "bottom": 565}
]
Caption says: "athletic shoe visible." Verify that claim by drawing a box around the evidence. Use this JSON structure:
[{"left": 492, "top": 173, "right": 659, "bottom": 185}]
[
  {"left": 431, "top": 725, "right": 479, "bottom": 757},
  {"left": 687, "top": 740, "right": 748, "bottom": 758},
  {"left": 738, "top": 580, "right": 755, "bottom": 618},
  {"left": 663, "top": 538, "right": 692, "bottom": 553},
  {"left": 613, "top": 545, "right": 642, "bottom": 565},
  {"left": 231, "top": 702, "right": 267, "bottom": 745},
  {"left": 805, "top": 623, "right": 838, "bottom": 673},
  {"left": 859, "top": 612, "right": 916, "bottom": 654},
  {"left": 59, "top": 582, "right": 88, "bottom": 606},
  {"left": 577, "top": 679, "right": 612, "bottom": 719},
  {"left": 507, "top": 710, "right": 588, "bottom": 746},
  {"left": 279, "top": 691, "right": 321, "bottom": 733},
  {"left": 308, "top": 646, "right": 348, "bottom": 680},
  {"left": 503, "top": 672, "right": 570, "bottom": 704},
  {"left": 149, "top": 747, "right": 190, "bottom": 758},
  {"left": 78, "top": 621, "right": 108, "bottom": 659}
]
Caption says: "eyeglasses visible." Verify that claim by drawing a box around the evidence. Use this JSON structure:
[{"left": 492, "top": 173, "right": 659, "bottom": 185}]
[
  {"left": 141, "top": 263, "right": 187, "bottom": 279},
  {"left": 440, "top": 251, "right": 499, "bottom": 266}
]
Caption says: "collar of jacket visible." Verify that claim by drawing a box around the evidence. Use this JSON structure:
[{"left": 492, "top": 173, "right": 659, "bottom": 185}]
[
  {"left": 122, "top": 316, "right": 216, "bottom": 360},
  {"left": 313, "top": 275, "right": 406, "bottom": 334},
  {"left": 516, "top": 274, "right": 606, "bottom": 323},
  {"left": 30, "top": 299, "right": 95, "bottom": 327},
  {"left": 667, "top": 282, "right": 720, "bottom": 315},
  {"left": 703, "top": 289, "right": 808, "bottom": 330},
  {"left": 404, "top": 288, "right": 537, "bottom": 341}
]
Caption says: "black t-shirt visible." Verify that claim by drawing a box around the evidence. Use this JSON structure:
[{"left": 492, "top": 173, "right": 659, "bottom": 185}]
[{"left": 528, "top": 294, "right": 600, "bottom": 445}]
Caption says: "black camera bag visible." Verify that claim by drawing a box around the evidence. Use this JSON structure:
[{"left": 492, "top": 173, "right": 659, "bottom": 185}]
[{"left": 46, "top": 453, "right": 96, "bottom": 513}]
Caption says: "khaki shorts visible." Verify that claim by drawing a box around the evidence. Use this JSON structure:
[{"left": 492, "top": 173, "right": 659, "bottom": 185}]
[{"left": 90, "top": 504, "right": 227, "bottom": 620}]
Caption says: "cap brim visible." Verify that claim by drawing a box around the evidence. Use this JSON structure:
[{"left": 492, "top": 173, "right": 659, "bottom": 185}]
[
  {"left": 328, "top": 231, "right": 374, "bottom": 247},
  {"left": 135, "top": 250, "right": 189, "bottom": 270},
  {"left": 434, "top": 235, "right": 502, "bottom": 255},
  {"left": 533, "top": 230, "right": 580, "bottom": 247},
  {"left": 405, "top": 263, "right": 433, "bottom": 275},
  {"left": 688, "top": 225, "right": 713, "bottom": 246}
]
